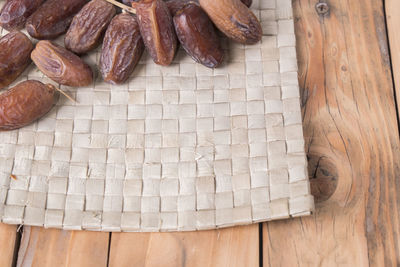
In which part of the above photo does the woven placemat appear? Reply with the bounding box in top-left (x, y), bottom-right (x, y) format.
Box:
top-left (0, 0), bottom-right (314, 231)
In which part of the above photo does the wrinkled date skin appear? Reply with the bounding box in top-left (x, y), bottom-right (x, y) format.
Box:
top-left (135, 0), bottom-right (177, 66)
top-left (0, 0), bottom-right (45, 31)
top-left (31, 40), bottom-right (93, 87)
top-left (0, 80), bottom-right (55, 131)
top-left (173, 4), bottom-right (223, 68)
top-left (199, 0), bottom-right (261, 44)
top-left (100, 13), bottom-right (144, 84)
top-left (164, 0), bottom-right (250, 15)
top-left (0, 32), bottom-right (34, 89)
top-left (26, 0), bottom-right (88, 40)
top-left (165, 0), bottom-right (195, 16)
top-left (65, 0), bottom-right (116, 54)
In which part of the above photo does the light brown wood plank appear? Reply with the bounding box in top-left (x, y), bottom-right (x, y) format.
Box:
top-left (386, 0), bottom-right (400, 111)
top-left (264, 0), bottom-right (400, 266)
top-left (17, 227), bottom-right (109, 267)
top-left (0, 224), bottom-right (17, 267)
top-left (109, 224), bottom-right (259, 267)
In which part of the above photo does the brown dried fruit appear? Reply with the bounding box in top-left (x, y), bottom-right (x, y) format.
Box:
top-left (0, 32), bottom-right (34, 89)
top-left (100, 13), bottom-right (144, 84)
top-left (0, 80), bottom-right (55, 131)
top-left (0, 0), bottom-right (45, 31)
top-left (173, 3), bottom-right (223, 68)
top-left (241, 0), bottom-right (252, 8)
top-left (165, 0), bottom-right (194, 16)
top-left (65, 0), bottom-right (116, 54)
top-left (26, 0), bottom-right (88, 40)
top-left (31, 40), bottom-right (93, 87)
top-left (164, 0), bottom-right (249, 14)
top-left (122, 0), bottom-right (135, 4)
top-left (199, 0), bottom-right (261, 44)
top-left (135, 0), bottom-right (177, 66)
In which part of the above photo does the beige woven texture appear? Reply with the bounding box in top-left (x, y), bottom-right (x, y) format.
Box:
top-left (0, 0), bottom-right (314, 231)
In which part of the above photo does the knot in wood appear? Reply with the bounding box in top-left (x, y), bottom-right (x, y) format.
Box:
top-left (315, 2), bottom-right (329, 15)
top-left (308, 154), bottom-right (338, 203)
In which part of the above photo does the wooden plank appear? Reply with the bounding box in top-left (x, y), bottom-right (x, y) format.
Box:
top-left (264, 0), bottom-right (400, 266)
top-left (386, 0), bottom-right (400, 111)
top-left (17, 227), bottom-right (109, 267)
top-left (0, 224), bottom-right (17, 267)
top-left (108, 224), bottom-right (259, 267)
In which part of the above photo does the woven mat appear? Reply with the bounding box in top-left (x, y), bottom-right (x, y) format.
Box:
top-left (0, 0), bottom-right (314, 231)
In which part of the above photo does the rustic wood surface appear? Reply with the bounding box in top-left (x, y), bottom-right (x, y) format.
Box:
top-left (16, 227), bottom-right (109, 267)
top-left (263, 1), bottom-right (400, 267)
top-left (108, 224), bottom-right (259, 267)
top-left (386, 0), bottom-right (400, 111)
top-left (0, 0), bottom-right (398, 266)
top-left (0, 224), bottom-right (17, 267)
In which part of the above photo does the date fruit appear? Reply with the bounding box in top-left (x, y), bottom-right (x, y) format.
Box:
top-left (0, 0), bottom-right (45, 31)
top-left (165, 0), bottom-right (194, 16)
top-left (0, 32), bottom-right (34, 89)
top-left (26, 0), bottom-right (88, 40)
top-left (173, 3), bottom-right (223, 68)
top-left (31, 40), bottom-right (93, 87)
top-left (0, 80), bottom-right (55, 131)
top-left (135, 0), bottom-right (177, 66)
top-left (199, 0), bottom-right (261, 44)
top-left (65, 0), bottom-right (116, 54)
top-left (241, 0), bottom-right (252, 7)
top-left (100, 13), bottom-right (144, 84)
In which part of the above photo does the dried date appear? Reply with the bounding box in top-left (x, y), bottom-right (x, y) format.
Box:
top-left (100, 13), bottom-right (144, 84)
top-left (199, 0), bottom-right (261, 44)
top-left (173, 3), bottom-right (223, 68)
top-left (31, 40), bottom-right (93, 87)
top-left (0, 0), bottom-right (45, 31)
top-left (65, 0), bottom-right (116, 54)
top-left (122, 0), bottom-right (135, 4)
top-left (165, 0), bottom-right (194, 16)
top-left (26, 0), bottom-right (88, 40)
top-left (0, 80), bottom-right (55, 131)
top-left (241, 0), bottom-right (252, 7)
top-left (135, 0), bottom-right (177, 66)
top-left (0, 32), bottom-right (34, 89)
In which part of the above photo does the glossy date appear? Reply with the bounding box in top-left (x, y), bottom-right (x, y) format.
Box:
top-left (100, 13), bottom-right (144, 84)
top-left (199, 0), bottom-right (261, 44)
top-left (31, 40), bottom-right (93, 87)
top-left (65, 0), bottom-right (116, 54)
top-left (0, 32), bottom-right (34, 89)
top-left (135, 0), bottom-right (177, 66)
top-left (0, 80), bottom-right (55, 131)
top-left (173, 3), bottom-right (223, 68)
top-left (0, 0), bottom-right (45, 31)
top-left (26, 0), bottom-right (88, 40)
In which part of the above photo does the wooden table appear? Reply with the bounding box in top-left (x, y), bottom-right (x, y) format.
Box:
top-left (1, 0), bottom-right (400, 266)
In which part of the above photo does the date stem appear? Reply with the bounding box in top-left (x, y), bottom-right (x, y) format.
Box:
top-left (103, 0), bottom-right (136, 14)
top-left (53, 86), bottom-right (78, 104)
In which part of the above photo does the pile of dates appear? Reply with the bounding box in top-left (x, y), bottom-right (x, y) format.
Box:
top-left (0, 0), bottom-right (262, 130)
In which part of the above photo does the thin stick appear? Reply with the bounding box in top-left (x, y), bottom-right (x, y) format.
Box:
top-left (54, 87), bottom-right (78, 104)
top-left (104, 0), bottom-right (136, 14)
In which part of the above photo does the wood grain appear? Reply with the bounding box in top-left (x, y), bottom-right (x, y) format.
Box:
top-left (108, 224), bottom-right (259, 267)
top-left (0, 224), bottom-right (17, 267)
top-left (264, 0), bottom-right (400, 266)
top-left (17, 227), bottom-right (109, 267)
top-left (386, 0), bottom-right (400, 112)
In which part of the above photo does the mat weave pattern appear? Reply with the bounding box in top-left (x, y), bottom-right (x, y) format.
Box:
top-left (0, 0), bottom-right (314, 231)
